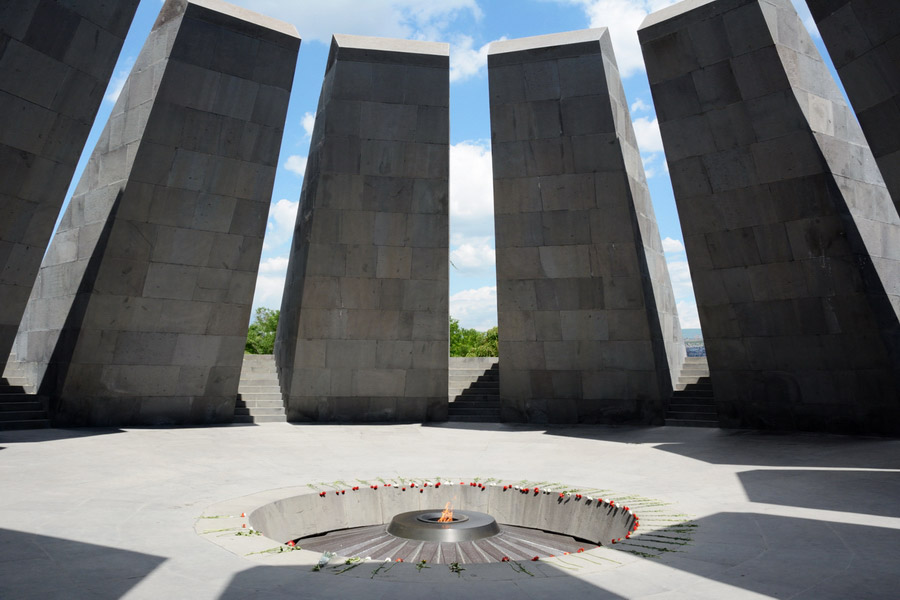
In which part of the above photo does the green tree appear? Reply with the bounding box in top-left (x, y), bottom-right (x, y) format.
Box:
top-left (450, 317), bottom-right (498, 357)
top-left (245, 307), bottom-right (279, 354)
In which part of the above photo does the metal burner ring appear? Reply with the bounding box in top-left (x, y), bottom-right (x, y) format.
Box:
top-left (387, 509), bottom-right (500, 542)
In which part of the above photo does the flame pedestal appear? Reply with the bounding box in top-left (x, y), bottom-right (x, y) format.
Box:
top-left (387, 510), bottom-right (500, 542)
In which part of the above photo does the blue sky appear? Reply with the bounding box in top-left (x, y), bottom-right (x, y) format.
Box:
top-left (63, 0), bottom-right (831, 332)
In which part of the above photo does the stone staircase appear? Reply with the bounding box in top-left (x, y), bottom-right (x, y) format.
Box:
top-left (0, 356), bottom-right (50, 431)
top-left (447, 357), bottom-right (500, 422)
top-left (235, 354), bottom-right (286, 424)
top-left (665, 356), bottom-right (718, 427)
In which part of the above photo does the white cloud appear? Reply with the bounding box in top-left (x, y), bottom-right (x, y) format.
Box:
top-left (661, 236), bottom-right (684, 253)
top-left (630, 98), bottom-right (651, 113)
top-left (676, 300), bottom-right (700, 329)
top-left (226, 0), bottom-right (481, 45)
top-left (284, 155), bottom-right (307, 177)
top-left (259, 255), bottom-right (290, 274)
top-left (450, 235), bottom-right (495, 271)
top-left (450, 35), bottom-right (503, 83)
top-left (301, 112), bottom-right (316, 138)
top-left (665, 258), bottom-right (695, 305)
top-left (632, 116), bottom-right (664, 153)
top-left (556, 0), bottom-right (679, 78)
top-left (450, 286), bottom-right (497, 330)
top-left (266, 198), bottom-right (298, 245)
top-left (104, 57), bottom-right (135, 103)
top-left (252, 274), bottom-right (288, 309)
top-left (450, 140), bottom-right (494, 221)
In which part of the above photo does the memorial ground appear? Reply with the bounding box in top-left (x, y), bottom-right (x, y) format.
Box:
top-left (1, 422), bottom-right (898, 598)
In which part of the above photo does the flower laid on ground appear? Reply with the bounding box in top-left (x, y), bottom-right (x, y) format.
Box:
top-left (531, 556), bottom-right (539, 561)
top-left (312, 551), bottom-right (336, 572)
top-left (501, 556), bottom-right (510, 562)
top-left (286, 540), bottom-right (295, 547)
top-left (449, 562), bottom-right (465, 577)
top-left (416, 559), bottom-right (429, 572)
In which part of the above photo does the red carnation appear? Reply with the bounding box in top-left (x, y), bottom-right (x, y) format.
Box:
top-left (559, 493), bottom-right (564, 498)
top-left (501, 557), bottom-right (509, 562)
top-left (522, 488), bottom-right (529, 493)
top-left (625, 533), bottom-right (631, 539)
top-left (503, 485), bottom-right (508, 490)
top-left (611, 539), bottom-right (616, 544)
top-left (319, 492), bottom-right (326, 497)
top-left (240, 512), bottom-right (246, 517)
top-left (396, 558), bottom-right (403, 562)
top-left (577, 548), bottom-right (584, 553)
top-left (287, 540), bottom-right (296, 547)
top-left (435, 482), bottom-right (441, 488)
top-left (420, 489), bottom-right (423, 493)
top-left (534, 488), bottom-right (539, 494)
top-left (624, 506), bottom-right (629, 511)
top-left (402, 487), bottom-right (406, 491)
top-left (531, 556), bottom-right (539, 561)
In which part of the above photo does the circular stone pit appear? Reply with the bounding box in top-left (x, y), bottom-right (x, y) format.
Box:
top-left (196, 478), bottom-right (687, 580)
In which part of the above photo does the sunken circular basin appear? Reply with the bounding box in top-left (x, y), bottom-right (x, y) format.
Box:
top-left (388, 509), bottom-right (500, 542)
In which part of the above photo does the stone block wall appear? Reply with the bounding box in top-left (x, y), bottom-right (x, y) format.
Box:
top-left (640, 0), bottom-right (900, 434)
top-left (275, 35), bottom-right (450, 422)
top-left (12, 0), bottom-right (299, 426)
top-left (488, 29), bottom-right (685, 425)
top-left (0, 0), bottom-right (139, 373)
top-left (807, 0), bottom-right (900, 211)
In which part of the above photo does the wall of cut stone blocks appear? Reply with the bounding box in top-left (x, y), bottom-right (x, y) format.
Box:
top-left (275, 35), bottom-right (450, 422)
top-left (11, 0), bottom-right (299, 426)
top-left (640, 0), bottom-right (900, 434)
top-left (0, 0), bottom-right (139, 375)
top-left (806, 0), bottom-right (900, 211)
top-left (488, 29), bottom-right (685, 425)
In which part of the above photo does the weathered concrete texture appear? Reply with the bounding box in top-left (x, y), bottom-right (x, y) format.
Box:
top-left (807, 0), bottom-right (900, 211)
top-left (275, 34), bottom-right (450, 423)
top-left (640, 0), bottom-right (900, 434)
top-left (10, 0), bottom-right (299, 426)
top-left (0, 0), bottom-right (139, 374)
top-left (488, 29), bottom-right (685, 425)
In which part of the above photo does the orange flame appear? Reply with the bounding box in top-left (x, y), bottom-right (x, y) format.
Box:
top-left (437, 502), bottom-right (453, 522)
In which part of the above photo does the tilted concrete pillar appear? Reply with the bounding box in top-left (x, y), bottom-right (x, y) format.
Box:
top-left (12, 0), bottom-right (299, 425)
top-left (0, 0), bottom-right (139, 373)
top-left (639, 0), bottom-right (900, 434)
top-left (806, 0), bottom-right (900, 210)
top-left (488, 29), bottom-right (685, 425)
top-left (275, 35), bottom-right (450, 422)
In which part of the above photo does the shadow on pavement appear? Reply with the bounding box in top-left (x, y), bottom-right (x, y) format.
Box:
top-left (0, 528), bottom-right (166, 599)
top-left (0, 427), bottom-right (125, 443)
top-left (738, 469), bottom-right (900, 518)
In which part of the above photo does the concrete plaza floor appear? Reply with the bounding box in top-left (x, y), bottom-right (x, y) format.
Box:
top-left (1, 422), bottom-right (898, 599)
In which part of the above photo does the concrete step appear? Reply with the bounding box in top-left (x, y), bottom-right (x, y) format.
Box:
top-left (0, 419), bottom-right (51, 431)
top-left (448, 408), bottom-right (502, 417)
top-left (666, 409), bottom-right (718, 419)
top-left (672, 387), bottom-right (714, 396)
top-left (448, 400), bottom-right (500, 408)
top-left (665, 418), bottom-right (718, 427)
top-left (445, 415), bottom-right (501, 422)
top-left (668, 400), bottom-right (717, 410)
top-left (680, 369), bottom-right (709, 377)
top-left (0, 400), bottom-right (46, 412)
top-left (238, 393), bottom-right (283, 402)
top-left (237, 400), bottom-right (285, 409)
top-left (450, 394), bottom-right (499, 403)
top-left (239, 378), bottom-right (279, 386)
top-left (235, 407), bottom-right (285, 417)
top-left (232, 414), bottom-right (286, 424)
top-left (0, 409), bottom-right (49, 421)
